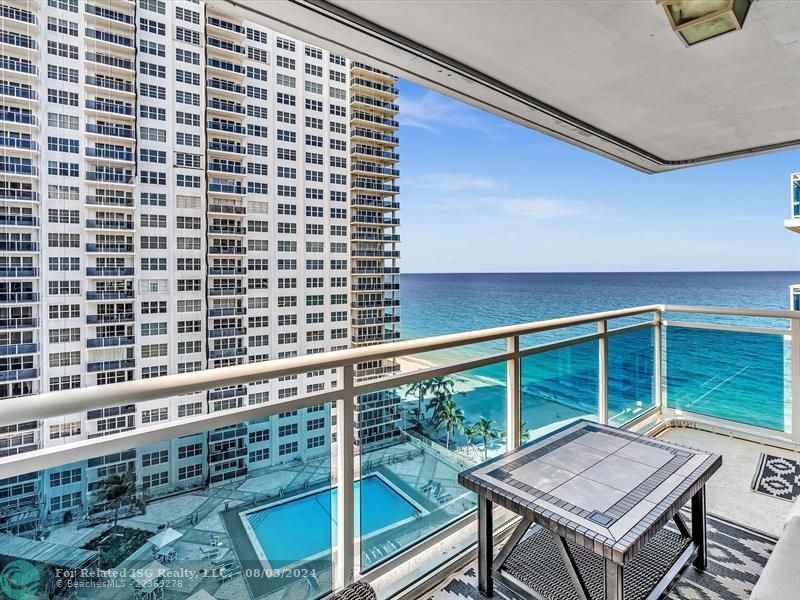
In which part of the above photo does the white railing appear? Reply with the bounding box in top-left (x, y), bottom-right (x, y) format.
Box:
top-left (1, 303), bottom-right (798, 591)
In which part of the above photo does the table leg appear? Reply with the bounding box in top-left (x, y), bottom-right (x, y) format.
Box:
top-left (604, 560), bottom-right (623, 600)
top-left (691, 486), bottom-right (707, 570)
top-left (478, 496), bottom-right (493, 597)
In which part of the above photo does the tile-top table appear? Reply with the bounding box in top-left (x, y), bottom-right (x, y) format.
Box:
top-left (458, 420), bottom-right (721, 600)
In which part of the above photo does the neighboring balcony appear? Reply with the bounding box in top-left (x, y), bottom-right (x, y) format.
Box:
top-left (785, 173), bottom-right (800, 232)
top-left (87, 359), bottom-right (135, 373)
top-left (85, 267), bottom-right (134, 277)
top-left (86, 335), bottom-right (135, 348)
top-left (86, 313), bottom-right (134, 324)
top-left (85, 243), bottom-right (134, 253)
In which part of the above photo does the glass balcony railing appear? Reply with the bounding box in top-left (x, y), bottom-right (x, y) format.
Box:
top-left (85, 75), bottom-right (134, 93)
top-left (0, 110), bottom-right (36, 126)
top-left (0, 84), bottom-right (36, 99)
top-left (0, 342), bottom-right (37, 356)
top-left (0, 57), bottom-right (36, 75)
top-left (0, 305), bottom-right (797, 600)
top-left (86, 290), bottom-right (134, 300)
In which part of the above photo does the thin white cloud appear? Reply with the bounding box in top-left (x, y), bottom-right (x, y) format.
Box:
top-left (397, 91), bottom-right (491, 134)
top-left (433, 196), bottom-right (601, 221)
top-left (413, 173), bottom-right (501, 191)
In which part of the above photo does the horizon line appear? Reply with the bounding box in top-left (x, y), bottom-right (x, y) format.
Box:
top-left (400, 269), bottom-right (800, 275)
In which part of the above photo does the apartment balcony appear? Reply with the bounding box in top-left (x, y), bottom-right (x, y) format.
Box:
top-left (209, 287), bottom-right (247, 296)
top-left (352, 266), bottom-right (401, 275)
top-left (352, 196), bottom-right (401, 211)
top-left (0, 31), bottom-right (37, 57)
top-left (0, 316), bottom-right (36, 330)
top-left (0, 241), bottom-right (37, 252)
top-left (87, 359), bottom-right (135, 373)
top-left (85, 195), bottom-right (134, 209)
top-left (208, 203), bottom-right (246, 215)
top-left (352, 314), bottom-right (401, 326)
top-left (352, 163), bottom-right (400, 179)
top-left (351, 72), bottom-right (400, 95)
top-left (0, 161), bottom-right (36, 177)
top-left (85, 123), bottom-right (135, 140)
top-left (352, 145), bottom-right (400, 163)
top-left (0, 136), bottom-right (37, 153)
top-left (84, 3), bottom-right (134, 29)
top-left (0, 267), bottom-right (37, 278)
top-left (351, 297), bottom-right (401, 308)
top-left (0, 4), bottom-right (37, 28)
top-left (209, 347), bottom-right (247, 359)
top-left (209, 306), bottom-right (246, 317)
top-left (352, 232), bottom-right (401, 242)
top-left (352, 283), bottom-right (401, 292)
top-left (351, 94), bottom-right (400, 115)
top-left (207, 99), bottom-right (246, 116)
top-left (351, 248), bottom-right (401, 258)
top-left (352, 128), bottom-right (400, 147)
top-left (207, 141), bottom-right (245, 156)
top-left (84, 28), bottom-right (134, 52)
top-left (353, 214), bottom-right (401, 226)
top-left (85, 267), bottom-right (134, 277)
top-left (208, 182), bottom-right (245, 196)
top-left (209, 327), bottom-right (247, 338)
top-left (207, 120), bottom-right (246, 136)
top-left (0, 214), bottom-right (39, 227)
top-left (208, 78), bottom-right (247, 98)
top-left (0, 291), bottom-right (37, 303)
top-left (208, 162), bottom-right (245, 176)
top-left (352, 180), bottom-right (400, 195)
top-left (209, 266), bottom-right (247, 276)
top-left (85, 100), bottom-right (134, 119)
top-left (0, 57), bottom-right (36, 80)
top-left (207, 58), bottom-right (246, 79)
top-left (207, 36), bottom-right (246, 58)
top-left (0, 366), bottom-right (35, 381)
top-left (0, 342), bottom-right (36, 356)
top-left (85, 52), bottom-right (135, 74)
top-left (85, 219), bottom-right (133, 231)
top-left (208, 245), bottom-right (246, 255)
top-left (85, 243), bottom-right (134, 254)
top-left (86, 335), bottom-right (135, 348)
top-left (86, 290), bottom-right (134, 301)
top-left (84, 74), bottom-right (134, 96)
top-left (208, 225), bottom-right (246, 236)
top-left (0, 110), bottom-right (36, 128)
top-left (206, 15), bottom-right (246, 39)
top-left (351, 111), bottom-right (400, 131)
top-left (86, 313), bottom-right (134, 324)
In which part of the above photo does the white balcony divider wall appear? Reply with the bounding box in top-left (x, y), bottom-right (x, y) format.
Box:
top-left (0, 304), bottom-right (798, 591)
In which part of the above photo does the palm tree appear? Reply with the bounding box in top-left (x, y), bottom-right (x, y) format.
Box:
top-left (404, 379), bottom-right (431, 423)
top-left (96, 471), bottom-right (137, 531)
top-left (521, 421), bottom-right (533, 442)
top-left (425, 376), bottom-right (455, 418)
top-left (432, 398), bottom-right (465, 449)
top-left (476, 417), bottom-right (504, 460)
top-left (463, 423), bottom-right (480, 448)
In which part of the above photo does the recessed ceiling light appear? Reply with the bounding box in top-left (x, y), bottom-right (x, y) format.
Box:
top-left (657, 0), bottom-right (755, 46)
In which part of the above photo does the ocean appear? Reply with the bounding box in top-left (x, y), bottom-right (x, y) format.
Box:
top-left (396, 272), bottom-right (800, 444)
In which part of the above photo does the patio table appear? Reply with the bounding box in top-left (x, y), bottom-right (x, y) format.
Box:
top-left (458, 420), bottom-right (721, 600)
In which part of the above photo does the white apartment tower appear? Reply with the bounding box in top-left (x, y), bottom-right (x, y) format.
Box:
top-left (0, 0), bottom-right (399, 534)
top-left (785, 173), bottom-right (800, 312)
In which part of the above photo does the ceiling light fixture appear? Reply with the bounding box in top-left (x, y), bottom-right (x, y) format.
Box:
top-left (657, 0), bottom-right (755, 46)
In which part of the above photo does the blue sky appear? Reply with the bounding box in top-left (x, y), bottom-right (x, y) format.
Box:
top-left (396, 80), bottom-right (800, 273)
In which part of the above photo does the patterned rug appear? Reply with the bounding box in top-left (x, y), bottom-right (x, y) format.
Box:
top-left (751, 453), bottom-right (800, 502)
top-left (425, 515), bottom-right (775, 600)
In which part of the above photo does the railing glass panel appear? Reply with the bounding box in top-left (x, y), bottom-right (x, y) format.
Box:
top-left (0, 411), bottom-right (334, 599)
top-left (521, 339), bottom-right (599, 440)
top-left (664, 326), bottom-right (788, 431)
top-left (608, 326), bottom-right (656, 426)
top-left (359, 364), bottom-right (507, 570)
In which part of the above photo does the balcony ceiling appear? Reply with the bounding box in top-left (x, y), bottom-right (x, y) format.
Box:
top-left (227, 0), bottom-right (800, 173)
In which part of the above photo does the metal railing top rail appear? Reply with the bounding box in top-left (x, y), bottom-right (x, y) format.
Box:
top-left (0, 304), bottom-right (662, 427)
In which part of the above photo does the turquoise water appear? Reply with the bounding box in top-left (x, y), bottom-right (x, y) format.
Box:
top-left (246, 475), bottom-right (419, 565)
top-left (399, 272), bottom-right (798, 433)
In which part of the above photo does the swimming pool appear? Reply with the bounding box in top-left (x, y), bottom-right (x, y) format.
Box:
top-left (244, 475), bottom-right (420, 566)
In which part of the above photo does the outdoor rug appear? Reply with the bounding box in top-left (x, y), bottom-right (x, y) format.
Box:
top-left (425, 514), bottom-right (776, 600)
top-left (751, 453), bottom-right (800, 502)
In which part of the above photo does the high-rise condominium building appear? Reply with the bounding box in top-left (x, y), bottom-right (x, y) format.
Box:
top-left (786, 173), bottom-right (800, 311)
top-left (0, 0), bottom-right (399, 535)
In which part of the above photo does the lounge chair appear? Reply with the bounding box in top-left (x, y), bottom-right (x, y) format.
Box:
top-left (328, 580), bottom-right (376, 600)
top-left (751, 498), bottom-right (800, 599)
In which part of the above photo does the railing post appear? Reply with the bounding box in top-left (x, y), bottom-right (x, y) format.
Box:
top-left (507, 336), bottom-right (521, 447)
top-left (654, 309), bottom-right (664, 411)
top-left (598, 320), bottom-right (608, 425)
top-left (791, 319), bottom-right (800, 443)
top-left (337, 364), bottom-right (356, 587)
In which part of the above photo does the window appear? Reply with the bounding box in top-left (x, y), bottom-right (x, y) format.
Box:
top-left (279, 441), bottom-right (298, 455)
top-left (179, 465), bottom-right (203, 480)
top-left (142, 322), bottom-right (167, 336)
top-left (276, 37), bottom-right (295, 51)
top-left (142, 408), bottom-right (169, 424)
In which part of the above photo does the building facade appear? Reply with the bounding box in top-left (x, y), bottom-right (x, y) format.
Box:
top-left (786, 173), bottom-right (800, 311)
top-left (0, 0), bottom-right (399, 534)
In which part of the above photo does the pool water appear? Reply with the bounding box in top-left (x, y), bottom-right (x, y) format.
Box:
top-left (246, 475), bottom-right (419, 566)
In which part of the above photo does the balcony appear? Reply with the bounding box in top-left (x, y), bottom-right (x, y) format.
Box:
top-left (0, 110), bottom-right (36, 127)
top-left (85, 124), bottom-right (134, 140)
top-left (85, 195), bottom-right (134, 209)
top-left (208, 245), bottom-right (246, 255)
top-left (86, 335), bottom-right (135, 348)
top-left (85, 75), bottom-right (134, 94)
top-left (86, 290), bottom-right (134, 300)
top-left (207, 141), bottom-right (245, 155)
top-left (85, 243), bottom-right (134, 253)
top-left (85, 219), bottom-right (133, 230)
top-left (0, 342), bottom-right (37, 356)
top-left (206, 16), bottom-right (246, 37)
top-left (352, 180), bottom-right (400, 195)
top-left (0, 267), bottom-right (37, 277)
top-left (0, 291), bottom-right (37, 303)
top-left (87, 359), bottom-right (135, 373)
top-left (0, 317), bottom-right (37, 329)
top-left (207, 120), bottom-right (245, 136)
top-left (1, 305), bottom-right (799, 599)
top-left (0, 240), bottom-right (36, 252)
top-left (209, 306), bottom-right (246, 317)
top-left (85, 267), bottom-right (134, 277)
top-left (209, 327), bottom-right (247, 338)
top-left (85, 99), bottom-right (134, 117)
top-left (208, 182), bottom-right (245, 195)
top-left (209, 287), bottom-right (247, 296)
top-left (208, 203), bottom-right (246, 215)
top-left (208, 225), bottom-right (246, 235)
top-left (86, 313), bottom-right (134, 324)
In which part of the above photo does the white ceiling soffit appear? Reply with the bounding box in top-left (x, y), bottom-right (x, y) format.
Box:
top-left (224, 0), bottom-right (800, 174)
